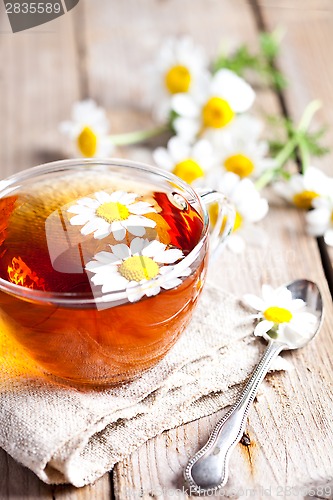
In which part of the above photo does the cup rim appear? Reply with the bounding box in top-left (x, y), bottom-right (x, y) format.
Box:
top-left (0, 158), bottom-right (209, 306)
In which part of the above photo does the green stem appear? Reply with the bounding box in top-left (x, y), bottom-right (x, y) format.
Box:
top-left (274, 135), bottom-right (298, 169)
top-left (255, 167), bottom-right (279, 190)
top-left (297, 100), bottom-right (322, 132)
top-left (109, 124), bottom-right (170, 146)
top-left (256, 100), bottom-right (322, 190)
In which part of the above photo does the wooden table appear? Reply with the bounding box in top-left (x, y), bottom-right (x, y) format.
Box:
top-left (1, 0), bottom-right (333, 498)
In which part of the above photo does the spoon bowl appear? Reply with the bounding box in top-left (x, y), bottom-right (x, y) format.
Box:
top-left (285, 279), bottom-right (323, 348)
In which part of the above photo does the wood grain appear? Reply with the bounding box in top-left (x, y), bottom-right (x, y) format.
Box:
top-left (1, 0), bottom-right (333, 498)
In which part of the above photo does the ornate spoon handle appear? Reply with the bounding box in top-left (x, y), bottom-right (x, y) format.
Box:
top-left (184, 341), bottom-right (284, 494)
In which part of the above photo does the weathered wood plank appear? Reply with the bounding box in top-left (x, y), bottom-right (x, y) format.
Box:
top-left (258, 0), bottom-right (333, 176)
top-left (0, 2), bottom-right (79, 177)
top-left (0, 2), bottom-right (112, 498)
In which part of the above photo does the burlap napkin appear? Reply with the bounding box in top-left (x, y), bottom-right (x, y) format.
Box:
top-left (0, 282), bottom-right (272, 487)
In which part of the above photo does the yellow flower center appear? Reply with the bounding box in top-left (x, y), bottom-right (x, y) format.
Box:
top-left (233, 211), bottom-right (243, 232)
top-left (165, 65), bottom-right (191, 94)
top-left (202, 96), bottom-right (235, 129)
top-left (224, 154), bottom-right (255, 178)
top-left (77, 126), bottom-right (98, 157)
top-left (210, 208), bottom-right (243, 233)
top-left (263, 306), bottom-right (293, 324)
top-left (96, 202), bottom-right (130, 223)
top-left (293, 190), bottom-right (319, 210)
top-left (119, 256), bottom-right (159, 282)
top-left (173, 159), bottom-right (204, 184)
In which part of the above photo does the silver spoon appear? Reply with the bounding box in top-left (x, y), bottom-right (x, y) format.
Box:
top-left (184, 279), bottom-right (323, 495)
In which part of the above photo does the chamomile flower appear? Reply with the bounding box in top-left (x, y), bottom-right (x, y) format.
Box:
top-left (86, 237), bottom-right (191, 302)
top-left (274, 166), bottom-right (330, 210)
top-left (306, 193), bottom-right (333, 246)
top-left (206, 171), bottom-right (268, 253)
top-left (67, 191), bottom-right (157, 241)
top-left (243, 284), bottom-right (318, 347)
top-left (153, 137), bottom-right (215, 185)
top-left (151, 36), bottom-right (209, 121)
top-left (60, 99), bottom-right (113, 158)
top-left (208, 115), bottom-right (275, 179)
top-left (171, 69), bottom-right (255, 142)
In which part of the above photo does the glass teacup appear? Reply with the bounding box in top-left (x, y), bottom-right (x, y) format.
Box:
top-left (0, 158), bottom-right (234, 386)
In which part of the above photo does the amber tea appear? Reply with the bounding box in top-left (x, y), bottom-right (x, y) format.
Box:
top-left (0, 168), bottom-right (208, 385)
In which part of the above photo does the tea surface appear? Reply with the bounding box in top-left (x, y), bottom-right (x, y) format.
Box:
top-left (0, 172), bottom-right (204, 298)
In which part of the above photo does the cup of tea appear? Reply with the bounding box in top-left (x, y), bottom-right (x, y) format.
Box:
top-left (0, 158), bottom-right (234, 386)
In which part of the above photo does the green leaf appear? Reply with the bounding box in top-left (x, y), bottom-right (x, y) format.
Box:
top-left (259, 31), bottom-right (281, 60)
top-left (213, 45), bottom-right (260, 76)
top-left (213, 30), bottom-right (287, 91)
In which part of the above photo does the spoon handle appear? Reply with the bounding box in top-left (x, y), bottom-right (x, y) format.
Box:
top-left (184, 341), bottom-right (284, 494)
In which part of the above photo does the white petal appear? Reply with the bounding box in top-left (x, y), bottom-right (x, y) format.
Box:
top-left (306, 207), bottom-right (331, 226)
top-left (226, 234), bottom-right (245, 253)
top-left (127, 225), bottom-right (146, 237)
top-left (246, 198), bottom-right (269, 223)
top-left (86, 261), bottom-right (118, 273)
top-left (129, 202), bottom-right (156, 215)
top-left (212, 69), bottom-right (255, 113)
top-left (126, 215), bottom-right (156, 228)
top-left (112, 227), bottom-right (127, 241)
top-left (69, 213), bottom-right (92, 225)
top-left (76, 197), bottom-right (100, 209)
top-left (130, 237), bottom-right (147, 255)
top-left (242, 294), bottom-right (265, 311)
top-left (94, 251), bottom-right (120, 264)
top-left (118, 192), bottom-right (139, 205)
top-left (290, 298), bottom-right (306, 311)
top-left (261, 285), bottom-right (275, 304)
top-left (91, 269), bottom-right (118, 285)
top-left (94, 225), bottom-right (112, 240)
top-left (126, 283), bottom-right (145, 303)
top-left (153, 147), bottom-right (174, 170)
top-left (67, 205), bottom-right (94, 216)
top-left (161, 278), bottom-right (182, 290)
top-left (324, 228), bottom-right (333, 246)
top-left (145, 286), bottom-right (161, 298)
top-left (167, 136), bottom-right (191, 162)
top-left (109, 191), bottom-right (126, 202)
top-left (171, 93), bottom-right (199, 118)
top-left (110, 243), bottom-right (131, 260)
top-left (192, 139), bottom-right (213, 165)
top-left (173, 117), bottom-right (201, 141)
top-left (101, 275), bottom-right (129, 293)
top-left (142, 240), bottom-right (166, 257)
top-left (81, 218), bottom-right (103, 236)
top-left (94, 191), bottom-right (112, 204)
top-left (254, 320), bottom-right (274, 337)
top-left (154, 248), bottom-right (184, 264)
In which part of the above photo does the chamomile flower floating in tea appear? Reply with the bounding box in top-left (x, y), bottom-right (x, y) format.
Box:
top-left (150, 36), bottom-right (209, 121)
top-left (243, 284), bottom-right (318, 348)
top-left (68, 190), bottom-right (157, 241)
top-left (86, 237), bottom-right (191, 302)
top-left (171, 69), bottom-right (255, 141)
top-left (274, 166), bottom-right (330, 210)
top-left (306, 193), bottom-right (333, 246)
top-left (60, 99), bottom-right (113, 158)
top-left (207, 115), bottom-right (275, 179)
top-left (153, 137), bottom-right (215, 185)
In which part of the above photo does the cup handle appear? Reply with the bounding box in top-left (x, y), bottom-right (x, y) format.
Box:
top-left (198, 189), bottom-right (235, 257)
